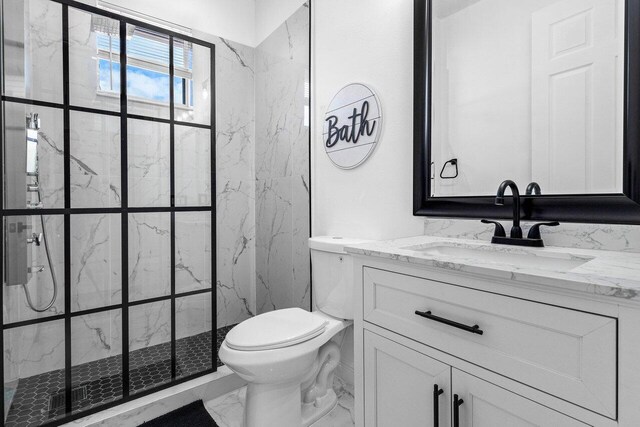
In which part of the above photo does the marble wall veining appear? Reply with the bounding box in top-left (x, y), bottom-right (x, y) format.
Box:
top-left (214, 35), bottom-right (256, 326)
top-left (424, 219), bottom-right (640, 253)
top-left (2, 2), bottom-right (259, 383)
top-left (255, 4), bottom-right (310, 314)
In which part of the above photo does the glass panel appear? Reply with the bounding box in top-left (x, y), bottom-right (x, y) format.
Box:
top-left (127, 119), bottom-right (170, 207)
top-left (129, 300), bottom-right (172, 394)
top-left (69, 111), bottom-right (121, 208)
top-left (126, 24), bottom-right (170, 119)
top-left (3, 102), bottom-right (65, 209)
top-left (176, 293), bottom-right (212, 377)
top-left (1, 0), bottom-right (63, 104)
top-left (4, 320), bottom-right (66, 426)
top-left (69, 8), bottom-right (121, 112)
top-left (173, 40), bottom-right (211, 125)
top-left (70, 214), bottom-right (122, 311)
top-left (128, 213), bottom-right (171, 301)
top-left (175, 211), bottom-right (211, 293)
top-left (174, 126), bottom-right (211, 206)
top-left (71, 309), bottom-right (123, 414)
top-left (3, 215), bottom-right (65, 324)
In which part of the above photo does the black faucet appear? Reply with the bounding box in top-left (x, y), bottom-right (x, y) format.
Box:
top-left (481, 180), bottom-right (560, 247)
top-left (525, 182), bottom-right (541, 195)
top-left (495, 180), bottom-right (522, 238)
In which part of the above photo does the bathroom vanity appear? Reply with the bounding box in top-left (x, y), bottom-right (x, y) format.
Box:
top-left (347, 237), bottom-right (640, 426)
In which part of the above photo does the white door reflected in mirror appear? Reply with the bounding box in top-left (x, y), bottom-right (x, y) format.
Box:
top-left (430, 0), bottom-right (624, 197)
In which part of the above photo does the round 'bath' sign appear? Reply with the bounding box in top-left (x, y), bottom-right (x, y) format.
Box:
top-left (323, 83), bottom-right (382, 169)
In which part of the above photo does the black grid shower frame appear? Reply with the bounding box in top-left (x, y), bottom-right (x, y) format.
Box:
top-left (0, 0), bottom-right (217, 425)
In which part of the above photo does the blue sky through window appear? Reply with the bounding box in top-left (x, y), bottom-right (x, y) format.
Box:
top-left (97, 32), bottom-right (192, 106)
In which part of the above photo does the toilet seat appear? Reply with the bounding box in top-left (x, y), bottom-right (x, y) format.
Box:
top-left (225, 308), bottom-right (328, 351)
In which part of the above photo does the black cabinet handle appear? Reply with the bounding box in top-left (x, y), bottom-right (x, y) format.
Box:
top-left (415, 310), bottom-right (484, 335)
top-left (453, 394), bottom-right (464, 427)
top-left (433, 384), bottom-right (443, 427)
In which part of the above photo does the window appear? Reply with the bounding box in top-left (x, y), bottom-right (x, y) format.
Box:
top-left (96, 27), bottom-right (194, 106)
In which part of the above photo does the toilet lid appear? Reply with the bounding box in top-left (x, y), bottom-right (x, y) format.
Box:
top-left (225, 308), bottom-right (328, 351)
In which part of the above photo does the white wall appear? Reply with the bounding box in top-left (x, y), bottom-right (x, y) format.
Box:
top-left (311, 0), bottom-right (424, 240)
top-left (86, 0), bottom-right (257, 47)
top-left (255, 0), bottom-right (306, 45)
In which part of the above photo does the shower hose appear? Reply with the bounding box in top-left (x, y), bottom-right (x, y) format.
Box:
top-left (21, 185), bottom-right (58, 312)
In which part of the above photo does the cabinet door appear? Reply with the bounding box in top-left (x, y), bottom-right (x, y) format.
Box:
top-left (364, 331), bottom-right (450, 427)
top-left (452, 369), bottom-right (588, 426)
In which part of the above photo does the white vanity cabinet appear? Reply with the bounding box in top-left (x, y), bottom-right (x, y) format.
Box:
top-left (364, 331), bottom-right (450, 427)
top-left (364, 330), bottom-right (586, 427)
top-left (352, 250), bottom-right (640, 427)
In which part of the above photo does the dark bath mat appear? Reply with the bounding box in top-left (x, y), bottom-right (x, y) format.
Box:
top-left (141, 400), bottom-right (218, 427)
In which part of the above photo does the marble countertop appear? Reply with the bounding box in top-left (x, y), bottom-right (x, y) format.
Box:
top-left (345, 236), bottom-right (640, 301)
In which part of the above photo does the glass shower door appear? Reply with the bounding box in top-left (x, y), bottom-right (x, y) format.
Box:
top-left (1, 1), bottom-right (216, 425)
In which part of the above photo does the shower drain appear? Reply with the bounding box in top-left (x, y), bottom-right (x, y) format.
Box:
top-left (48, 385), bottom-right (88, 412)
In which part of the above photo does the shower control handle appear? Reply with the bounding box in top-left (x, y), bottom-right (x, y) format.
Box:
top-left (27, 232), bottom-right (43, 246)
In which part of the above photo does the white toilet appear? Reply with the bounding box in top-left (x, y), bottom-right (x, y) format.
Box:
top-left (219, 236), bottom-right (367, 427)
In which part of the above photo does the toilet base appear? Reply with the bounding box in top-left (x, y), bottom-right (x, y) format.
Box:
top-left (301, 388), bottom-right (338, 427)
top-left (244, 381), bottom-right (301, 427)
top-left (243, 382), bottom-right (338, 427)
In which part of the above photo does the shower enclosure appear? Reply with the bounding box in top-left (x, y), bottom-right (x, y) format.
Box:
top-left (1, 0), bottom-right (216, 425)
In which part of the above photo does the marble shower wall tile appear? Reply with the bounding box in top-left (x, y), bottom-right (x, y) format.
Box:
top-left (128, 120), bottom-right (171, 208)
top-left (72, 310), bottom-right (122, 367)
top-left (216, 180), bottom-right (255, 324)
top-left (175, 126), bottom-right (212, 207)
top-left (256, 178), bottom-right (294, 313)
top-left (2, 0), bottom-right (64, 103)
top-left (215, 37), bottom-right (256, 326)
top-left (69, 112), bottom-right (122, 208)
top-left (71, 214), bottom-right (122, 312)
top-left (129, 300), bottom-right (171, 352)
top-left (255, 5), bottom-right (310, 314)
top-left (423, 219), bottom-right (640, 253)
top-left (175, 212), bottom-right (212, 294)
top-left (129, 213), bottom-right (171, 301)
top-left (176, 293), bottom-right (212, 341)
top-left (3, 320), bottom-right (65, 380)
top-left (292, 172), bottom-right (311, 309)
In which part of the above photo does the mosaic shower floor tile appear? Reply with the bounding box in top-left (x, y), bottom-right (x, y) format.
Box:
top-left (4, 325), bottom-right (236, 427)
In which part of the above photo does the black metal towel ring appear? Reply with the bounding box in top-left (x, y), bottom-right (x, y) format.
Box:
top-left (440, 158), bottom-right (458, 179)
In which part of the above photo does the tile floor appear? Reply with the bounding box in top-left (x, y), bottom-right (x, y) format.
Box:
top-left (5, 325), bottom-right (237, 427)
top-left (205, 377), bottom-right (355, 427)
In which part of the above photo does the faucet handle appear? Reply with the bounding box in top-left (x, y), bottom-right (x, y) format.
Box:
top-left (527, 221), bottom-right (560, 240)
top-left (481, 219), bottom-right (506, 238)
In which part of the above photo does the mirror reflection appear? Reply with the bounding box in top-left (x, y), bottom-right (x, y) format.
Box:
top-left (430, 0), bottom-right (624, 197)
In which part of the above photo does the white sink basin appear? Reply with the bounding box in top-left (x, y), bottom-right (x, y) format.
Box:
top-left (402, 243), bottom-right (593, 272)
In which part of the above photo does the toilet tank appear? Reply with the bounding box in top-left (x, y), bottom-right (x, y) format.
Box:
top-left (309, 236), bottom-right (370, 319)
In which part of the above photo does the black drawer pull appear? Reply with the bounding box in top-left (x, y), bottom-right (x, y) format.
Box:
top-left (433, 384), bottom-right (444, 427)
top-left (453, 394), bottom-right (464, 427)
top-left (415, 310), bottom-right (484, 335)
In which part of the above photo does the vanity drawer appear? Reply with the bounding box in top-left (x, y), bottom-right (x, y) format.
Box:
top-left (363, 267), bottom-right (617, 419)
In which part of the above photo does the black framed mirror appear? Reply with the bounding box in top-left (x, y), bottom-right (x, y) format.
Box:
top-left (414, 0), bottom-right (640, 224)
